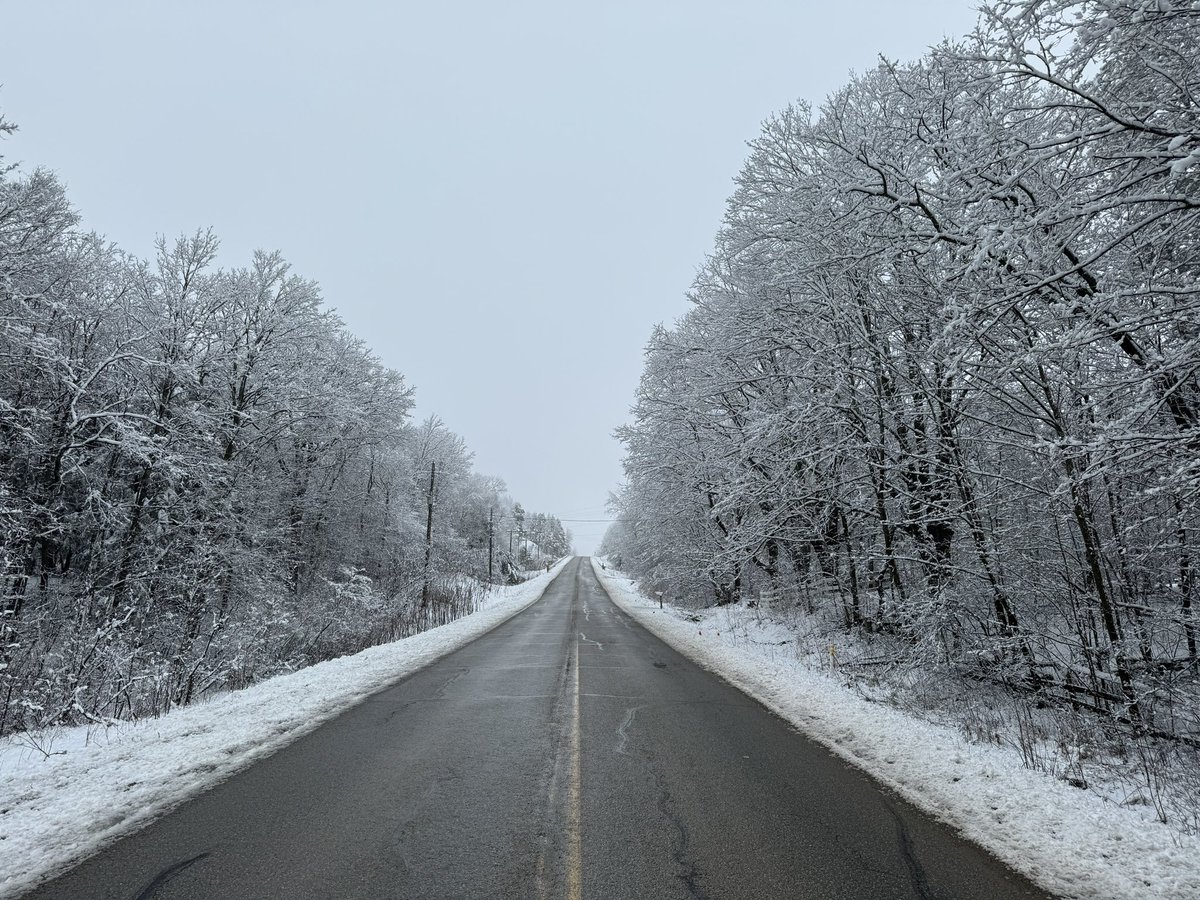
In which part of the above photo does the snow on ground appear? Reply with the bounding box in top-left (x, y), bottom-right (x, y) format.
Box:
top-left (591, 558), bottom-right (1200, 900)
top-left (0, 559), bottom-right (570, 899)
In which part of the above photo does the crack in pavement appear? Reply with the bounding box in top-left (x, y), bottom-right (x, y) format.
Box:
top-left (433, 666), bottom-right (471, 699)
top-left (651, 760), bottom-right (709, 900)
top-left (615, 705), bottom-right (644, 756)
top-left (578, 632), bottom-right (604, 651)
top-left (132, 852), bottom-right (210, 900)
top-left (885, 799), bottom-right (941, 900)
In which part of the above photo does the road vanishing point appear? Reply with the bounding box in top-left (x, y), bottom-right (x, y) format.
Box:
top-left (27, 558), bottom-right (1051, 899)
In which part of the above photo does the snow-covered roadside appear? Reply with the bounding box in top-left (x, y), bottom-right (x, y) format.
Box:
top-left (0, 558), bottom-right (570, 899)
top-left (591, 559), bottom-right (1200, 900)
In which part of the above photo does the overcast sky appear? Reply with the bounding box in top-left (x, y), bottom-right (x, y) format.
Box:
top-left (3, 1), bottom-right (981, 553)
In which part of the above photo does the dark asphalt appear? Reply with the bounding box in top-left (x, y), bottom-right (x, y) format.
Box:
top-left (25, 558), bottom-right (1052, 899)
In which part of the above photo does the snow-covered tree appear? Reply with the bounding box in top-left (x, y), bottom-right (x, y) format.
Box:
top-left (611, 1), bottom-right (1200, 741)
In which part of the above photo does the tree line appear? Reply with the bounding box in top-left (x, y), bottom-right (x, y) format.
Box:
top-left (0, 120), bottom-right (568, 734)
top-left (604, 0), bottom-right (1200, 743)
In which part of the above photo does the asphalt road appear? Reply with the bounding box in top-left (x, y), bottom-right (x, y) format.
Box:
top-left (26, 558), bottom-right (1052, 899)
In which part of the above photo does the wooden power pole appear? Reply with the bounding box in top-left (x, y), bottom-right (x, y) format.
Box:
top-left (488, 506), bottom-right (494, 582)
top-left (421, 460), bottom-right (436, 608)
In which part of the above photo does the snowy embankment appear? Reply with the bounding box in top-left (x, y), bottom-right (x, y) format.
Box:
top-left (591, 559), bottom-right (1200, 900)
top-left (0, 559), bottom-right (569, 899)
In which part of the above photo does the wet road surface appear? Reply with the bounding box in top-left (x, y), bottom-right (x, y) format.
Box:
top-left (25, 557), bottom-right (1051, 899)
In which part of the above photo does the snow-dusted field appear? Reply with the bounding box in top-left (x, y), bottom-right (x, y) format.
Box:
top-left (591, 558), bottom-right (1200, 900)
top-left (0, 560), bottom-right (569, 899)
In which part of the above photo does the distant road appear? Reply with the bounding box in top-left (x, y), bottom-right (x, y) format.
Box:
top-left (26, 557), bottom-right (1050, 899)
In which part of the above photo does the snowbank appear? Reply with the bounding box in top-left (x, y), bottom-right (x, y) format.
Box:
top-left (591, 558), bottom-right (1200, 900)
top-left (0, 559), bottom-right (569, 898)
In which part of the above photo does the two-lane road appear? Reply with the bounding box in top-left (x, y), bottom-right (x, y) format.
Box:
top-left (26, 558), bottom-right (1050, 899)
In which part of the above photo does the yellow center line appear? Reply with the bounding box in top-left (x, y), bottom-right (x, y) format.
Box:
top-left (566, 637), bottom-right (584, 900)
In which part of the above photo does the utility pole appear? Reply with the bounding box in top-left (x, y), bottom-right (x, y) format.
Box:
top-left (488, 506), bottom-right (494, 582)
top-left (513, 504), bottom-right (525, 568)
top-left (421, 461), bottom-right (436, 608)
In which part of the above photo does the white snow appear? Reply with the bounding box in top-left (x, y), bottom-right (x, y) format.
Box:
top-left (0, 559), bottom-right (570, 899)
top-left (591, 558), bottom-right (1200, 900)
top-left (8, 555), bottom-right (1195, 900)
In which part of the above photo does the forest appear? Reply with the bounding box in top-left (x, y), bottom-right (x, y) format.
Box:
top-left (604, 0), bottom-right (1200, 776)
top-left (0, 127), bottom-right (570, 735)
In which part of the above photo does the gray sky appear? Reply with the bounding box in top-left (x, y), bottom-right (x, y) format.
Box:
top-left (3, 1), bottom-right (980, 554)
